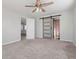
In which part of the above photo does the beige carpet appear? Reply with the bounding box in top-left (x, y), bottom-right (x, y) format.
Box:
top-left (2, 40), bottom-right (76, 59)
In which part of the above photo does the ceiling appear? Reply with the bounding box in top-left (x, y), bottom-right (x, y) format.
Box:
top-left (3, 0), bottom-right (75, 18)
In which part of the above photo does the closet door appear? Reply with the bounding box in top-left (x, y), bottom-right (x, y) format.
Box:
top-left (43, 18), bottom-right (52, 39)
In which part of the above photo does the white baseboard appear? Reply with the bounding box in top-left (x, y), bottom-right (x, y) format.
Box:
top-left (35, 37), bottom-right (43, 39)
top-left (2, 40), bottom-right (20, 45)
top-left (60, 39), bottom-right (76, 45)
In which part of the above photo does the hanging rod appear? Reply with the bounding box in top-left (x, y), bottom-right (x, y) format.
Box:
top-left (40, 15), bottom-right (61, 19)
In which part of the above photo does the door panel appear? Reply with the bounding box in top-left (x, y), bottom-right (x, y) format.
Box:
top-left (43, 18), bottom-right (52, 39)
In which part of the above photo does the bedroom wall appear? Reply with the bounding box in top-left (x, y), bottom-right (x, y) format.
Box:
top-left (2, 7), bottom-right (36, 45)
top-left (60, 8), bottom-right (76, 44)
top-left (35, 18), bottom-right (43, 38)
top-left (35, 8), bottom-right (76, 44)
top-left (2, 8), bottom-right (21, 45)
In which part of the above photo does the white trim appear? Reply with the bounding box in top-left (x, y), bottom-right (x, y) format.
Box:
top-left (2, 40), bottom-right (20, 45)
top-left (60, 39), bottom-right (75, 45)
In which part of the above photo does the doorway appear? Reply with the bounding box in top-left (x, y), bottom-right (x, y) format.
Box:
top-left (53, 18), bottom-right (60, 40)
top-left (21, 17), bottom-right (26, 40)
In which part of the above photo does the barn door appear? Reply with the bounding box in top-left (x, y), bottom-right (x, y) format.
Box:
top-left (43, 18), bottom-right (52, 39)
top-left (42, 16), bottom-right (60, 40)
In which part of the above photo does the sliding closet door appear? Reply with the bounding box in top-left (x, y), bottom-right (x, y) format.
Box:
top-left (43, 18), bottom-right (52, 39)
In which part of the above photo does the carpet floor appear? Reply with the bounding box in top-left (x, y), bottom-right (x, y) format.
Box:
top-left (2, 39), bottom-right (76, 59)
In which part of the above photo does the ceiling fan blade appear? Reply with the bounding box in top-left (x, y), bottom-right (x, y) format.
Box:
top-left (36, 0), bottom-right (40, 4)
top-left (36, 0), bottom-right (41, 6)
top-left (32, 8), bottom-right (37, 13)
top-left (40, 2), bottom-right (54, 7)
top-left (25, 5), bottom-right (36, 7)
top-left (40, 8), bottom-right (45, 12)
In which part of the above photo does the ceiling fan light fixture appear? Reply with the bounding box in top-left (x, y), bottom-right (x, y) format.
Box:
top-left (36, 8), bottom-right (41, 12)
top-left (25, 0), bottom-right (54, 13)
top-left (36, 8), bottom-right (39, 12)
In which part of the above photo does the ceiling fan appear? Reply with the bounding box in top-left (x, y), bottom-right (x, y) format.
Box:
top-left (25, 0), bottom-right (54, 13)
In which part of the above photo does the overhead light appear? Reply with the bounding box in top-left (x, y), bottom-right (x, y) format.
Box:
top-left (36, 8), bottom-right (39, 12)
top-left (36, 8), bottom-right (41, 12)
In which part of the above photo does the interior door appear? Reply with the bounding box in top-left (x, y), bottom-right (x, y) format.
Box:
top-left (43, 18), bottom-right (52, 39)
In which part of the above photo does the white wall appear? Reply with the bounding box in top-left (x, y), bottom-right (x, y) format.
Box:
top-left (2, 7), bottom-right (36, 45)
top-left (2, 8), bottom-right (21, 45)
top-left (57, 9), bottom-right (76, 44)
top-left (60, 8), bottom-right (76, 44)
top-left (35, 19), bottom-right (43, 38)
top-left (26, 18), bottom-right (35, 39)
top-left (35, 8), bottom-right (76, 44)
